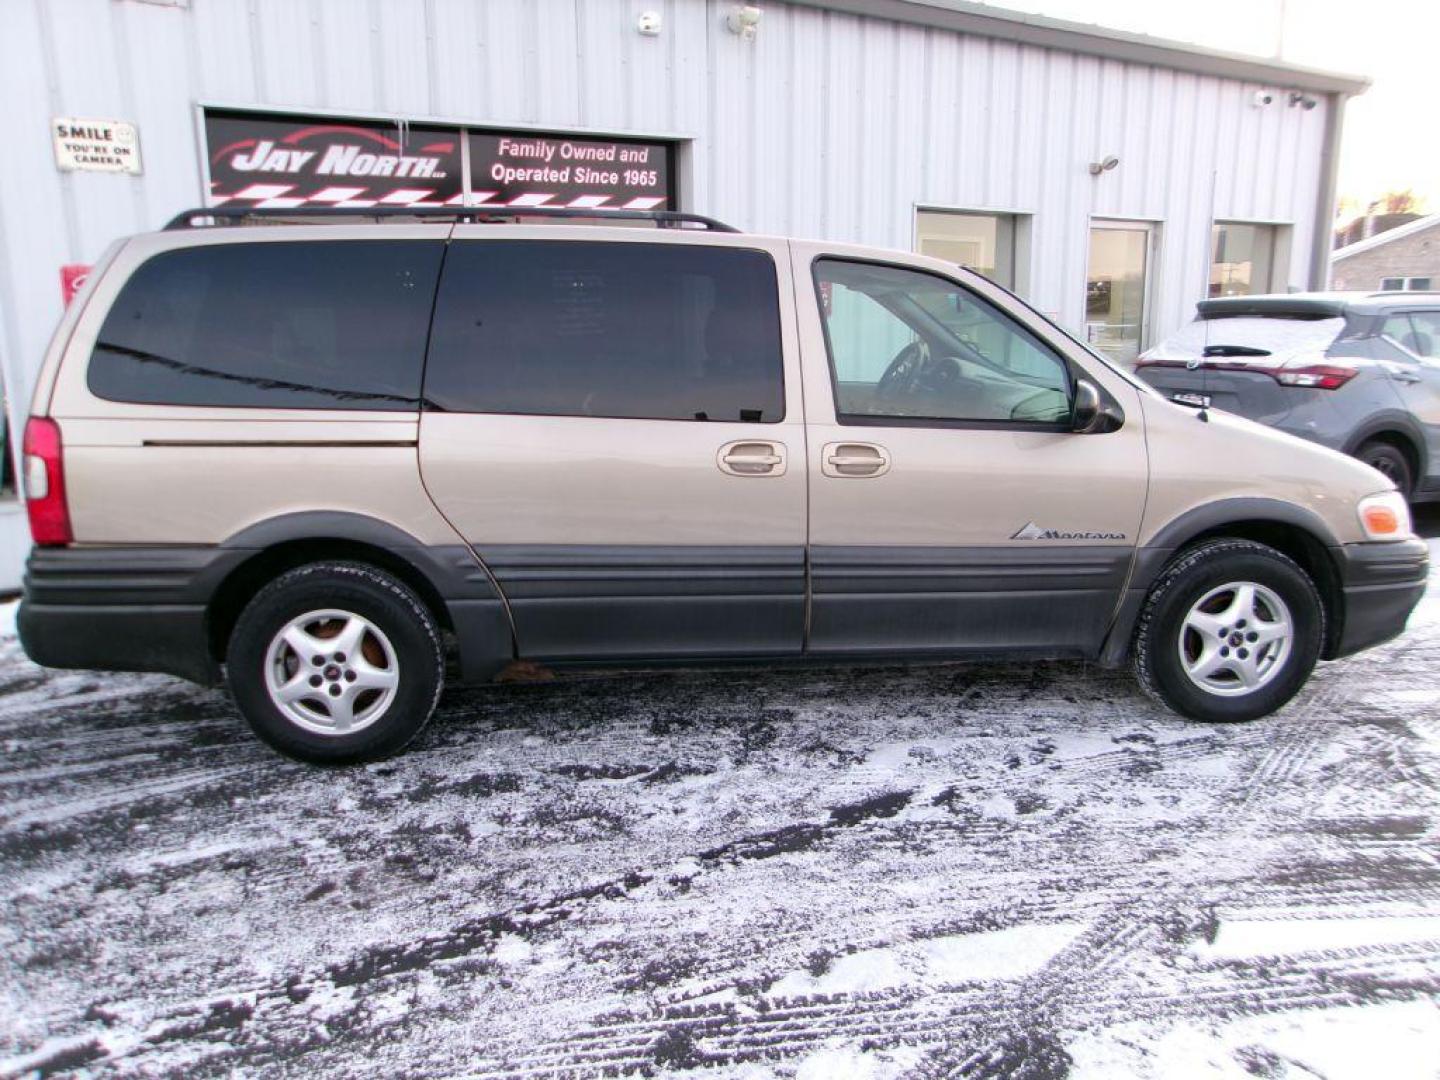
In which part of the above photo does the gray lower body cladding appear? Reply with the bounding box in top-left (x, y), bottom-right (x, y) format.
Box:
top-left (17, 538), bottom-right (1427, 683)
top-left (478, 545), bottom-right (807, 661)
top-left (477, 544), bottom-right (1132, 663)
top-left (17, 543), bottom-right (508, 686)
top-left (806, 545), bottom-right (1132, 656)
top-left (1328, 537), bottom-right (1430, 658)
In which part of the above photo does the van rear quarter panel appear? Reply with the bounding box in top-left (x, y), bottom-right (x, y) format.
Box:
top-left (46, 227), bottom-right (460, 547)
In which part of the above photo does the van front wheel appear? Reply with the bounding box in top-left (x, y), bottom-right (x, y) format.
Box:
top-left (227, 562), bottom-right (444, 763)
top-left (1133, 539), bottom-right (1323, 723)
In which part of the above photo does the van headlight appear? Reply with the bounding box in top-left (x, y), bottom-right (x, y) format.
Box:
top-left (1357, 491), bottom-right (1413, 540)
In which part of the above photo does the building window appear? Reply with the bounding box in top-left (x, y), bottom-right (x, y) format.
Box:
top-left (1210, 222), bottom-right (1280, 297)
top-left (915, 210), bottom-right (1018, 290)
top-left (1381, 276), bottom-right (1433, 291)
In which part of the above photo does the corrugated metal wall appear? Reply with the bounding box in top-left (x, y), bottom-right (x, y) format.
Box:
top-left (0, 0), bottom-right (1333, 572)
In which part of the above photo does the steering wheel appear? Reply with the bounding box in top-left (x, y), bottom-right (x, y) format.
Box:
top-left (876, 340), bottom-right (931, 401)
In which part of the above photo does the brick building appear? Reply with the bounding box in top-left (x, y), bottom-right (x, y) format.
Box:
top-left (1331, 215), bottom-right (1440, 292)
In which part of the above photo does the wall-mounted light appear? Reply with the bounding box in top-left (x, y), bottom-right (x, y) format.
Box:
top-left (727, 4), bottom-right (762, 41)
top-left (637, 11), bottom-right (662, 36)
top-left (1088, 155), bottom-right (1119, 176)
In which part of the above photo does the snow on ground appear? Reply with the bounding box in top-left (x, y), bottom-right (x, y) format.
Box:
top-left (1, 542), bottom-right (1438, 1077)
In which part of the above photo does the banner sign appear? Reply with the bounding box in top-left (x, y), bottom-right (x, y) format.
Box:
top-left (204, 111), bottom-right (463, 208)
top-left (202, 109), bottom-right (675, 212)
top-left (468, 131), bottom-right (671, 211)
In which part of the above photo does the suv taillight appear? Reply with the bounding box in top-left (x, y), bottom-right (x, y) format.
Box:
top-left (1271, 364), bottom-right (1358, 390)
top-left (1134, 357), bottom-right (1357, 390)
top-left (23, 417), bottom-right (72, 546)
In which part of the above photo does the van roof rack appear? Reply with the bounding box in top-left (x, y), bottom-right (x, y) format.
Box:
top-left (164, 205), bottom-right (740, 233)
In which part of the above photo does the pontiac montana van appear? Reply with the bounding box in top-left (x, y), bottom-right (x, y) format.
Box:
top-left (17, 208), bottom-right (1429, 762)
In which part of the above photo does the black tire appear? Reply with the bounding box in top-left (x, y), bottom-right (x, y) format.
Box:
top-left (226, 562), bottom-right (444, 763)
top-left (1355, 440), bottom-right (1413, 499)
top-left (1133, 539), bottom-right (1324, 723)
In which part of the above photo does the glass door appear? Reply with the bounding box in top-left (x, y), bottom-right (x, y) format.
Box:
top-left (1085, 221), bottom-right (1152, 367)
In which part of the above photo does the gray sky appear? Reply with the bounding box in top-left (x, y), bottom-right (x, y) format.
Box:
top-left (985, 0), bottom-right (1439, 214)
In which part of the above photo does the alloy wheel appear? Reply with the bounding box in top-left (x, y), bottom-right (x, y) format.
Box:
top-left (1177, 581), bottom-right (1293, 697)
top-left (264, 609), bottom-right (400, 735)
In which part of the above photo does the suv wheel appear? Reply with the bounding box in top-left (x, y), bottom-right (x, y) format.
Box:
top-left (227, 562), bottom-right (444, 763)
top-left (1355, 440), bottom-right (1413, 498)
top-left (1133, 539), bottom-right (1323, 723)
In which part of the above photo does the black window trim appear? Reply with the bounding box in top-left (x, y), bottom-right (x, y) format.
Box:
top-left (420, 237), bottom-right (788, 425)
top-left (810, 254), bottom-right (1079, 433)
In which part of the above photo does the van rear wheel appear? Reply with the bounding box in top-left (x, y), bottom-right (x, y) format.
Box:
top-left (227, 562), bottom-right (444, 763)
top-left (1133, 539), bottom-right (1323, 723)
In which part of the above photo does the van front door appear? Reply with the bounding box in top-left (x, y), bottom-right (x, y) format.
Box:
top-left (419, 232), bottom-right (807, 661)
top-left (798, 247), bottom-right (1148, 657)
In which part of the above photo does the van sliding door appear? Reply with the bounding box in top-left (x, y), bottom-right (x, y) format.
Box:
top-left (418, 232), bottom-right (808, 661)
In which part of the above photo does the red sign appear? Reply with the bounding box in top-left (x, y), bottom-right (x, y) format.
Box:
top-left (60, 264), bottom-right (92, 307)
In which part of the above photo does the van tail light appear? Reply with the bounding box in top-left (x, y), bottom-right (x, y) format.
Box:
top-left (23, 417), bottom-right (73, 546)
top-left (1271, 364), bottom-right (1358, 390)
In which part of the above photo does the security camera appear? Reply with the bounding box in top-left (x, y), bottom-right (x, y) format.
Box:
top-left (1088, 155), bottom-right (1120, 176)
top-left (727, 4), bottom-right (762, 40)
top-left (1252, 91), bottom-right (1275, 107)
top-left (1289, 92), bottom-right (1319, 110)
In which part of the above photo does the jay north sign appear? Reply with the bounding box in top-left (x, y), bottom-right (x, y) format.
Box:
top-left (204, 109), bottom-right (674, 211)
top-left (205, 112), bottom-right (462, 207)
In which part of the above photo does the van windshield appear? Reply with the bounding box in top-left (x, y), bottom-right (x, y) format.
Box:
top-left (1144, 316), bottom-right (1346, 365)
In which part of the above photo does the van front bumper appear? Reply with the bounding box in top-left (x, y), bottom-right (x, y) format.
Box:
top-left (1329, 537), bottom-right (1430, 659)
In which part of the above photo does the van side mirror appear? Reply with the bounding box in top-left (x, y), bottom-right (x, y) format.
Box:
top-left (1071, 379), bottom-right (1122, 434)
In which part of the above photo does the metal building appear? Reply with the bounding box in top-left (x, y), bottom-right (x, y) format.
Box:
top-left (0, 0), bottom-right (1367, 587)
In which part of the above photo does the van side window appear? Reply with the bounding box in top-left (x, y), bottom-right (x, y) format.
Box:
top-left (424, 241), bottom-right (785, 422)
top-left (89, 241), bottom-right (443, 410)
top-left (815, 258), bottom-right (1072, 426)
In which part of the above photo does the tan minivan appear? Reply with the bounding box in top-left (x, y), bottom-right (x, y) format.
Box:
top-left (18, 207), bottom-right (1430, 762)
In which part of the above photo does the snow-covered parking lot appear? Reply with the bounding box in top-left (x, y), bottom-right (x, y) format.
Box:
top-left (3, 538), bottom-right (1440, 1078)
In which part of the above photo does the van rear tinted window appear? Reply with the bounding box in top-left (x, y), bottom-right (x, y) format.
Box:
top-left (89, 241), bottom-right (443, 410)
top-left (424, 240), bottom-right (784, 422)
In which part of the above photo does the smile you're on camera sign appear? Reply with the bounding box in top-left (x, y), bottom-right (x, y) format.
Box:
top-left (52, 117), bottom-right (143, 175)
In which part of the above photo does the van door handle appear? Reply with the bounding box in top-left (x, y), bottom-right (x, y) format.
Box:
top-left (822, 442), bottom-right (891, 478)
top-left (1392, 370), bottom-right (1422, 384)
top-left (717, 440), bottom-right (787, 476)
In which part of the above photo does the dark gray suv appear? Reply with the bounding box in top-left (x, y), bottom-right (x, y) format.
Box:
top-left (1136, 293), bottom-right (1440, 501)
